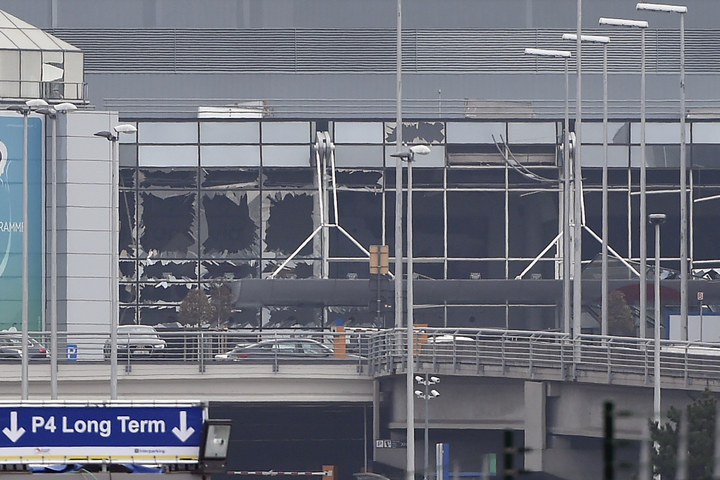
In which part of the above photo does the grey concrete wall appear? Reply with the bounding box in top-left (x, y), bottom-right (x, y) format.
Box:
top-left (57, 111), bottom-right (117, 353)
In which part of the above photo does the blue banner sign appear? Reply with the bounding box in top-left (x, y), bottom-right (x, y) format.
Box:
top-left (0, 113), bottom-right (44, 331)
top-left (0, 403), bottom-right (206, 464)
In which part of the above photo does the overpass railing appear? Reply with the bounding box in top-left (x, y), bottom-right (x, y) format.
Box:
top-left (4, 327), bottom-right (720, 388)
top-left (367, 328), bottom-right (720, 389)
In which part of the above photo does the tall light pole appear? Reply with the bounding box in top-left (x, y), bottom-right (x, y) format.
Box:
top-left (649, 213), bottom-right (666, 423)
top-left (414, 374), bottom-right (440, 480)
top-left (8, 98), bottom-right (49, 400)
top-left (94, 124), bottom-right (137, 400)
top-left (391, 144), bottom-right (431, 480)
top-left (37, 102), bottom-right (77, 400)
top-left (636, 3), bottom-right (688, 342)
top-left (395, 0), bottom-right (404, 338)
top-left (599, 17), bottom-right (649, 337)
top-left (524, 48), bottom-right (572, 333)
top-left (562, 34), bottom-right (611, 335)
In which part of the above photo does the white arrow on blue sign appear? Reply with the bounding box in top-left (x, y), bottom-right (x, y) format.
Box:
top-left (0, 404), bottom-right (205, 465)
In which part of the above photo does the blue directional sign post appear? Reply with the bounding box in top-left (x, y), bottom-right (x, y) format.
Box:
top-left (0, 402), bottom-right (206, 465)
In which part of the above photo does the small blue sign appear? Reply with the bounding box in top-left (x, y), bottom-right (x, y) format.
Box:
top-left (66, 344), bottom-right (78, 361)
top-left (0, 404), bottom-right (205, 464)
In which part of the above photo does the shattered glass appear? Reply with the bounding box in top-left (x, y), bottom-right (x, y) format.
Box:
top-left (138, 191), bottom-right (198, 258)
top-left (200, 191), bottom-right (260, 257)
top-left (263, 191), bottom-right (316, 257)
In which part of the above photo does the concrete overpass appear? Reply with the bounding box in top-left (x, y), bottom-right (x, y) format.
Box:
top-left (2, 329), bottom-right (719, 480)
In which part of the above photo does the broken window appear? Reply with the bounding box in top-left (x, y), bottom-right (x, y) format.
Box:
top-left (142, 260), bottom-right (197, 281)
top-left (140, 282), bottom-right (190, 303)
top-left (262, 306), bottom-right (322, 329)
top-left (384, 121), bottom-right (445, 144)
top-left (139, 168), bottom-right (197, 189)
top-left (330, 191), bottom-right (383, 258)
top-left (263, 192), bottom-right (315, 257)
top-left (202, 260), bottom-right (258, 280)
top-left (263, 167), bottom-right (314, 188)
top-left (139, 191), bottom-right (197, 258)
top-left (200, 191), bottom-right (260, 257)
top-left (119, 191), bottom-right (136, 257)
top-left (202, 168), bottom-right (260, 189)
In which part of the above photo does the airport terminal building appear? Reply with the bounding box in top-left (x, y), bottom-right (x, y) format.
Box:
top-left (2, 0), bottom-right (720, 338)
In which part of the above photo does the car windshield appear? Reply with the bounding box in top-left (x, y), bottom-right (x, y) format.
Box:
top-left (118, 326), bottom-right (157, 335)
top-left (300, 342), bottom-right (330, 354)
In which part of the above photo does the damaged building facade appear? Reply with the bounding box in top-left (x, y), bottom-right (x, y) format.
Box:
top-left (2, 0), bottom-right (720, 335)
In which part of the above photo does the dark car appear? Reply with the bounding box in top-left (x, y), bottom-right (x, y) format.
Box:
top-left (0, 335), bottom-right (49, 360)
top-left (215, 338), bottom-right (335, 360)
top-left (104, 325), bottom-right (167, 359)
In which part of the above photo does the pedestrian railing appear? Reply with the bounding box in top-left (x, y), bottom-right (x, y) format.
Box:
top-left (3, 327), bottom-right (720, 389)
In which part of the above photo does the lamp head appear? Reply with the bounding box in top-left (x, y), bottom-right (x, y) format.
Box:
top-left (94, 130), bottom-right (116, 141)
top-left (409, 144), bottom-right (431, 156)
top-left (114, 124), bottom-right (137, 134)
top-left (562, 33), bottom-right (611, 44)
top-left (7, 105), bottom-right (29, 115)
top-left (524, 47), bottom-right (571, 58)
top-left (649, 213), bottom-right (667, 225)
top-left (25, 98), bottom-right (49, 109)
top-left (599, 17), bottom-right (649, 28)
top-left (55, 102), bottom-right (78, 113)
top-left (636, 2), bottom-right (687, 14)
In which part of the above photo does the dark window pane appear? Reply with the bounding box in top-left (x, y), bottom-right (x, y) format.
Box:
top-left (263, 168), bottom-right (314, 188)
top-left (330, 191), bottom-right (382, 257)
top-left (508, 191), bottom-right (558, 258)
top-left (119, 191), bottom-right (136, 257)
top-left (201, 192), bottom-right (260, 257)
top-left (202, 261), bottom-right (259, 280)
top-left (447, 191), bottom-right (505, 258)
top-left (202, 168), bottom-right (260, 188)
top-left (143, 260), bottom-right (197, 280)
top-left (264, 192), bottom-right (315, 256)
top-left (335, 169), bottom-right (383, 188)
top-left (139, 192), bottom-right (197, 257)
top-left (139, 168), bottom-right (197, 189)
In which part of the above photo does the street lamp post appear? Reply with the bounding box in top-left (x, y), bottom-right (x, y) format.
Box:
top-left (599, 17), bottom-right (649, 337)
top-left (414, 374), bottom-right (440, 480)
top-left (649, 213), bottom-right (666, 422)
top-left (524, 48), bottom-right (572, 334)
top-left (562, 34), bottom-right (611, 336)
top-left (8, 98), bottom-right (50, 400)
top-left (94, 124), bottom-right (137, 400)
top-left (391, 144), bottom-right (431, 480)
top-left (636, 2), bottom-right (688, 342)
top-left (37, 102), bottom-right (77, 400)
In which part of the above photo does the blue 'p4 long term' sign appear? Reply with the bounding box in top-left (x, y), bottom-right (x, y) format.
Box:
top-left (0, 402), bottom-right (206, 464)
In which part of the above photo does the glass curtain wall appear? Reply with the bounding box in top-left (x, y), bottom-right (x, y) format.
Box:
top-left (117, 119), bottom-right (720, 332)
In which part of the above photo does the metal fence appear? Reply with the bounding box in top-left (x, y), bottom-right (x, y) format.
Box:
top-left (3, 327), bottom-right (720, 389)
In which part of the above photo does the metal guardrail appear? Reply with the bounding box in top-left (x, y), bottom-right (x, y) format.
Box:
top-left (3, 328), bottom-right (720, 389)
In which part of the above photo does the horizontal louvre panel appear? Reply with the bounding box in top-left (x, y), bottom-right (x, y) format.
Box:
top-left (51, 28), bottom-right (720, 74)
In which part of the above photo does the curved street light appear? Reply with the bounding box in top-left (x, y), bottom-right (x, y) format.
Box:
top-left (637, 2), bottom-right (689, 342)
top-left (524, 47), bottom-right (572, 335)
top-left (94, 123), bottom-right (137, 400)
top-left (599, 16), bottom-right (649, 338)
top-left (36, 101), bottom-right (77, 399)
top-left (391, 144), bottom-right (431, 480)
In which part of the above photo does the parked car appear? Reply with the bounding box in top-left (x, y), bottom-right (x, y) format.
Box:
top-left (215, 338), bottom-right (335, 360)
top-left (0, 336), bottom-right (49, 360)
top-left (104, 325), bottom-right (167, 359)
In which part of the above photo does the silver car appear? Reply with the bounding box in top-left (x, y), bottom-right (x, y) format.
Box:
top-left (104, 325), bottom-right (167, 359)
